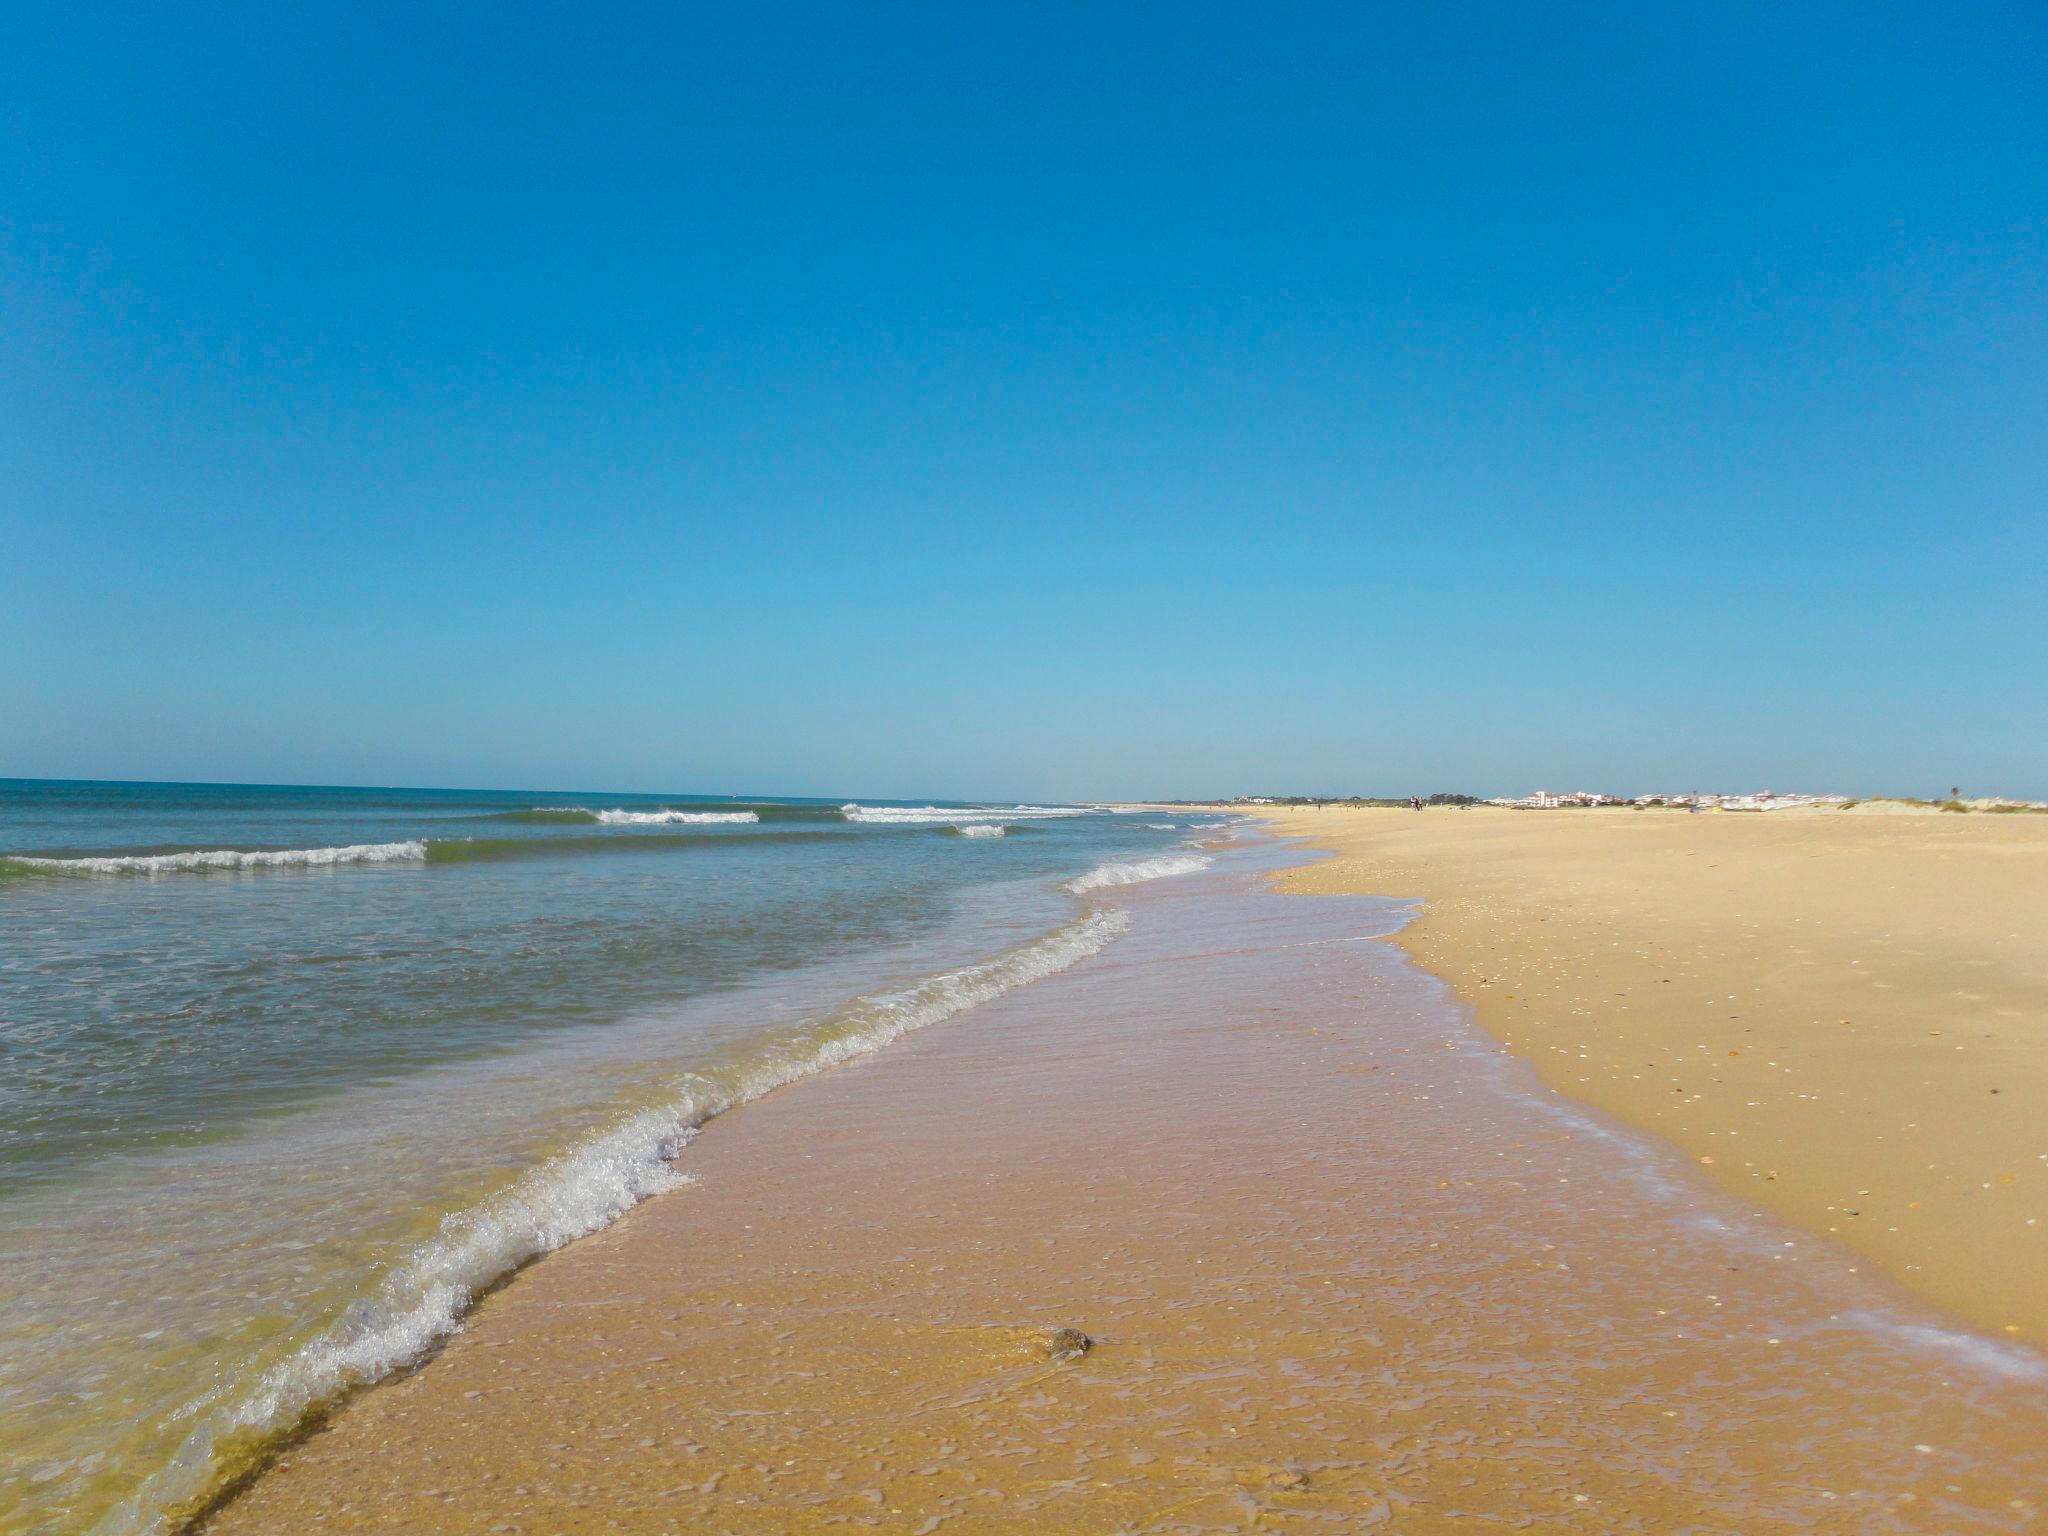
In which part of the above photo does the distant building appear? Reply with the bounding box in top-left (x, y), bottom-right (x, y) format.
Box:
top-left (1493, 789), bottom-right (1625, 809)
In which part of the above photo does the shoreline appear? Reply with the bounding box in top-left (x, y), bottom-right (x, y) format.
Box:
top-left (200, 835), bottom-right (2046, 1533)
top-left (1241, 803), bottom-right (2048, 1344)
top-left (79, 894), bottom-right (1147, 1536)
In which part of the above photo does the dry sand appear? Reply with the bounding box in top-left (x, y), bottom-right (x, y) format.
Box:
top-left (1251, 803), bottom-right (2048, 1342)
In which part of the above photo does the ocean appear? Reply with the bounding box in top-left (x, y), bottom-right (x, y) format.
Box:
top-left (0, 779), bottom-right (1225, 1535)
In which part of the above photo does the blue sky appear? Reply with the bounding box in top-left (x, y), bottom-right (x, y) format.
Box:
top-left (4, 2), bottom-right (2044, 799)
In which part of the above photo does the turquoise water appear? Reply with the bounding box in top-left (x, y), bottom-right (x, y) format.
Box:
top-left (0, 779), bottom-right (1219, 1534)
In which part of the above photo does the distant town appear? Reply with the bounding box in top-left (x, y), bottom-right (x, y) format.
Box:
top-left (1228, 791), bottom-right (2048, 813)
top-left (1487, 790), bottom-right (1844, 811)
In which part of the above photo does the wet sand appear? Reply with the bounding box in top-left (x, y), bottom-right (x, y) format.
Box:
top-left (1248, 805), bottom-right (2048, 1344)
top-left (206, 840), bottom-right (2045, 1534)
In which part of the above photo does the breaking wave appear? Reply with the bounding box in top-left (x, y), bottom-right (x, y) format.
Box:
top-left (840, 803), bottom-right (1087, 825)
top-left (0, 832), bottom-right (858, 879)
top-left (483, 807), bottom-right (762, 826)
top-left (592, 809), bottom-right (759, 826)
top-left (953, 824), bottom-right (1006, 839)
top-left (418, 833), bottom-right (836, 864)
top-left (1064, 852), bottom-right (1212, 894)
top-left (0, 842), bottom-right (428, 877)
top-left (479, 803), bottom-right (823, 826)
top-left (100, 904), bottom-right (1131, 1536)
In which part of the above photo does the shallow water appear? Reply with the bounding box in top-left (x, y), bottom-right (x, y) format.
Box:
top-left (208, 831), bottom-right (2048, 1533)
top-left (0, 780), bottom-right (1213, 1534)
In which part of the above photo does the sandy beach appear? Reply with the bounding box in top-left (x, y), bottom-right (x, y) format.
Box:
top-left (1251, 804), bottom-right (2048, 1344)
top-left (21, 6), bottom-right (2048, 1529)
top-left (200, 833), bottom-right (2047, 1534)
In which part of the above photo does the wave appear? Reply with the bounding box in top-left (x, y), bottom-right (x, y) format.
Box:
top-left (480, 802), bottom-right (1073, 829)
top-left (0, 842), bottom-right (428, 877)
top-left (953, 824), bottom-right (1006, 839)
top-left (419, 831), bottom-right (832, 864)
top-left (839, 803), bottom-right (1086, 825)
top-left (106, 904), bottom-right (1130, 1536)
top-left (484, 807), bottom-right (764, 826)
top-left (1064, 852), bottom-right (1213, 894)
top-left (592, 809), bottom-right (758, 826)
top-left (2, 831), bottom-right (843, 878)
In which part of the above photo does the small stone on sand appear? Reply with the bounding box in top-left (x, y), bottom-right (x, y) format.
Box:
top-left (1040, 1327), bottom-right (1092, 1362)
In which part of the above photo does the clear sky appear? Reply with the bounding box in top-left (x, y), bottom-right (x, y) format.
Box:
top-left (4, 2), bottom-right (2043, 800)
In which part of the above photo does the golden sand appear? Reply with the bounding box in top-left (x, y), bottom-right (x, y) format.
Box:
top-left (1252, 804), bottom-right (2048, 1342)
top-left (202, 845), bottom-right (2046, 1533)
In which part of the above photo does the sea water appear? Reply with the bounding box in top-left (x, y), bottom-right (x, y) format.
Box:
top-left (0, 780), bottom-right (1221, 1534)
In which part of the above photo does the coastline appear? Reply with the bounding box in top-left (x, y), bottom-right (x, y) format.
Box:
top-left (200, 834), bottom-right (2046, 1533)
top-left (1243, 803), bottom-right (2048, 1344)
top-left (0, 790), bottom-right (1215, 1536)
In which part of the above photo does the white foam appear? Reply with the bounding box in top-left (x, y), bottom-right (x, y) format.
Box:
top-left (592, 809), bottom-right (759, 825)
top-left (102, 904), bottom-right (1130, 1536)
top-left (8, 842), bottom-right (428, 876)
top-left (1064, 852), bottom-right (1213, 894)
top-left (1143, 822), bottom-right (1179, 830)
top-left (839, 803), bottom-right (1086, 825)
top-left (1843, 1315), bottom-right (2048, 1383)
top-left (956, 824), bottom-right (1006, 838)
